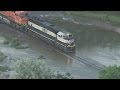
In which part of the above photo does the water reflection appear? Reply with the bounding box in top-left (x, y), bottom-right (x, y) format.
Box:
top-left (50, 50), bottom-right (74, 65)
top-left (21, 34), bottom-right (74, 66)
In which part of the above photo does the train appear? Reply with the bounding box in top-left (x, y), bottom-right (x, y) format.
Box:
top-left (0, 11), bottom-right (76, 53)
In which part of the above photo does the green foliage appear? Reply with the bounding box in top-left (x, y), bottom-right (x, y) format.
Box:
top-left (99, 65), bottom-right (120, 79)
top-left (0, 66), bottom-right (10, 72)
top-left (38, 55), bottom-right (46, 59)
top-left (3, 37), bottom-right (28, 49)
top-left (14, 59), bottom-right (53, 79)
top-left (56, 72), bottom-right (73, 79)
top-left (3, 40), bottom-right (9, 45)
top-left (13, 59), bottom-right (73, 79)
top-left (9, 38), bottom-right (21, 48)
top-left (0, 33), bottom-right (28, 49)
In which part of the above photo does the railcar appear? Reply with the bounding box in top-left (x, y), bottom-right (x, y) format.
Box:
top-left (0, 11), bottom-right (75, 53)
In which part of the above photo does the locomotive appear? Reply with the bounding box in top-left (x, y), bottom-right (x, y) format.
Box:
top-left (0, 11), bottom-right (75, 53)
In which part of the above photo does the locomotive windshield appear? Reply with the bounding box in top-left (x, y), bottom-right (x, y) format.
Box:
top-left (63, 34), bottom-right (73, 40)
top-left (15, 11), bottom-right (29, 18)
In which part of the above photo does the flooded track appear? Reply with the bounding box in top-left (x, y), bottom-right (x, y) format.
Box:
top-left (0, 23), bottom-right (99, 79)
top-left (53, 47), bottom-right (105, 71)
top-left (1, 11), bottom-right (120, 79)
top-left (30, 11), bottom-right (120, 78)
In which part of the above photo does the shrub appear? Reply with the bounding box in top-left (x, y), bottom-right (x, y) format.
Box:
top-left (3, 37), bottom-right (28, 49)
top-left (0, 66), bottom-right (10, 72)
top-left (9, 38), bottom-right (21, 48)
top-left (99, 65), bottom-right (120, 79)
top-left (3, 40), bottom-right (9, 45)
top-left (12, 59), bottom-right (73, 79)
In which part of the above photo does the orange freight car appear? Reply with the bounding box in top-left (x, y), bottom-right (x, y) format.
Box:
top-left (0, 11), bottom-right (28, 25)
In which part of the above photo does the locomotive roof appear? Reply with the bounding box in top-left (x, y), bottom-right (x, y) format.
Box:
top-left (28, 15), bottom-right (70, 34)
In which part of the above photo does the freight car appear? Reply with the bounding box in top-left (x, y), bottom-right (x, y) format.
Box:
top-left (0, 11), bottom-right (75, 53)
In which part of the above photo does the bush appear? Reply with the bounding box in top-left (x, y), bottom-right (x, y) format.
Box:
top-left (10, 38), bottom-right (21, 47)
top-left (0, 33), bottom-right (28, 49)
top-left (56, 72), bottom-right (73, 79)
top-left (3, 37), bottom-right (28, 49)
top-left (99, 65), bottom-right (120, 79)
top-left (12, 59), bottom-right (73, 79)
top-left (0, 66), bottom-right (10, 72)
top-left (3, 40), bottom-right (9, 45)
top-left (38, 55), bottom-right (46, 59)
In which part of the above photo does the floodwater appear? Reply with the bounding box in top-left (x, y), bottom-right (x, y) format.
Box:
top-left (0, 22), bottom-right (99, 79)
top-left (1, 11), bottom-right (120, 79)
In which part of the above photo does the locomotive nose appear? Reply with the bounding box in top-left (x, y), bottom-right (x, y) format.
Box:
top-left (66, 44), bottom-right (76, 53)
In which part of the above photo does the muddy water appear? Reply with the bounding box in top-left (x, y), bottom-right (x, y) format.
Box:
top-left (0, 23), bottom-right (99, 79)
top-left (21, 29), bottom-right (99, 79)
top-left (30, 11), bottom-right (120, 78)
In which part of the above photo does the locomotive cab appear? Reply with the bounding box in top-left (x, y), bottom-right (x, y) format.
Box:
top-left (15, 11), bottom-right (29, 17)
top-left (57, 31), bottom-right (75, 52)
top-left (15, 11), bottom-right (29, 25)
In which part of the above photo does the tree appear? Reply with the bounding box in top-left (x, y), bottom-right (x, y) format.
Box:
top-left (12, 58), bottom-right (73, 79)
top-left (99, 65), bottom-right (120, 79)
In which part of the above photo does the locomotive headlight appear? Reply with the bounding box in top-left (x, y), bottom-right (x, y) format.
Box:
top-left (67, 44), bottom-right (75, 48)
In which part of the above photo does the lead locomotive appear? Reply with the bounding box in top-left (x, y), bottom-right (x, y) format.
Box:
top-left (0, 11), bottom-right (75, 53)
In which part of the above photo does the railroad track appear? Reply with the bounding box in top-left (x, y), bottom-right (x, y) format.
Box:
top-left (54, 48), bottom-right (105, 71)
top-left (74, 55), bottom-right (105, 70)
top-left (0, 19), bottom-right (105, 71)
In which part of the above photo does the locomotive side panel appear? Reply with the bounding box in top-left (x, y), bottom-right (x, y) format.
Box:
top-left (27, 25), bottom-right (56, 45)
top-left (28, 21), bottom-right (56, 38)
